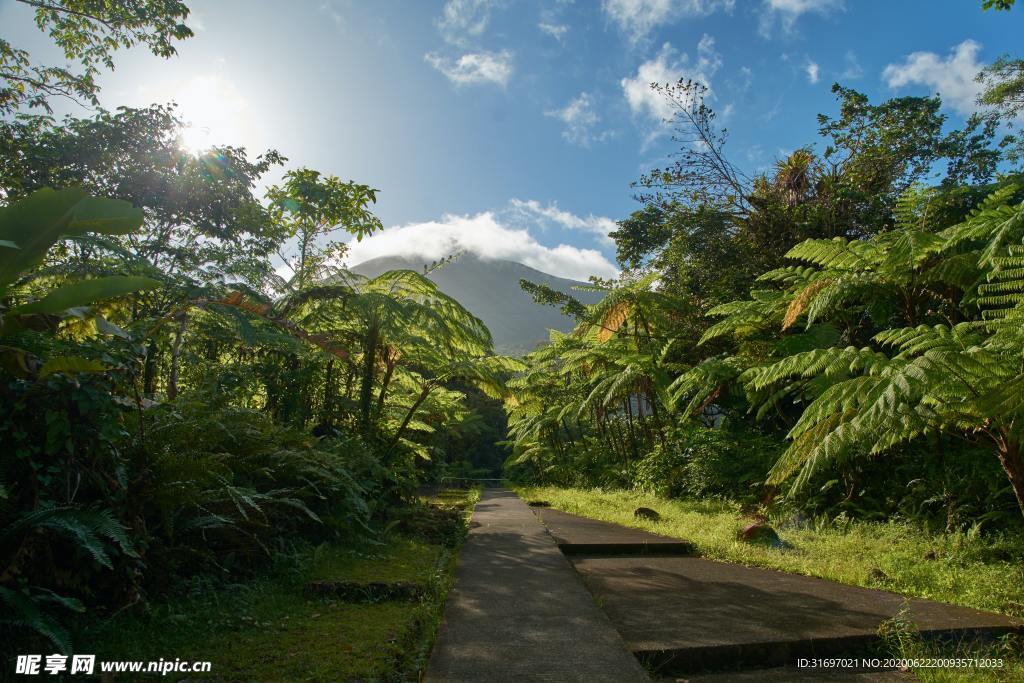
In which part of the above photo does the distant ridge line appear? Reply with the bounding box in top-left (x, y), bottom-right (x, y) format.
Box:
top-left (349, 253), bottom-right (603, 355)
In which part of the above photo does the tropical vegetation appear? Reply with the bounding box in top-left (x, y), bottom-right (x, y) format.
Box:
top-left (505, 10), bottom-right (1024, 536)
top-left (0, 1), bottom-right (514, 666)
top-left (2, 0), bottom-right (1024, 677)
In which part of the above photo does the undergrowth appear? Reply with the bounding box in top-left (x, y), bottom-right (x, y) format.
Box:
top-left (70, 488), bottom-right (478, 682)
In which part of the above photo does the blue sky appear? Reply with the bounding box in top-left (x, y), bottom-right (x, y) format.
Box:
top-left (2, 0), bottom-right (1022, 279)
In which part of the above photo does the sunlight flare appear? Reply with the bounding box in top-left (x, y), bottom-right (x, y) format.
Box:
top-left (158, 74), bottom-right (248, 154)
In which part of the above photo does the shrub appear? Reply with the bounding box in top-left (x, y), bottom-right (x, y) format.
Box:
top-left (633, 424), bottom-right (781, 502)
top-left (0, 363), bottom-right (388, 653)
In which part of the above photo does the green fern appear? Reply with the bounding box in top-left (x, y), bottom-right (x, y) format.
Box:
top-left (0, 585), bottom-right (84, 654)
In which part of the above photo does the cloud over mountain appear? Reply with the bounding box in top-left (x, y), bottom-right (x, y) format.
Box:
top-left (343, 203), bottom-right (619, 281)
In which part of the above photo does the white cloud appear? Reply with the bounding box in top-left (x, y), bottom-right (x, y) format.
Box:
top-left (882, 39), bottom-right (985, 116)
top-left (539, 22), bottom-right (569, 41)
top-left (437, 0), bottom-right (496, 47)
top-left (841, 50), bottom-right (863, 79)
top-left (759, 0), bottom-right (843, 37)
top-left (805, 60), bottom-right (819, 84)
top-left (621, 35), bottom-right (722, 135)
top-left (189, 11), bottom-right (206, 31)
top-left (425, 50), bottom-right (513, 87)
top-left (343, 209), bottom-right (618, 280)
top-left (319, 3), bottom-right (343, 27)
top-left (507, 199), bottom-right (618, 245)
top-left (545, 92), bottom-right (613, 147)
top-left (745, 144), bottom-right (766, 164)
top-left (734, 65), bottom-right (753, 92)
top-left (602, 0), bottom-right (734, 43)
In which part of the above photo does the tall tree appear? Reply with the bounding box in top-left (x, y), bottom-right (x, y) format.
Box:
top-left (0, 105), bottom-right (286, 394)
top-left (266, 169), bottom-right (382, 290)
top-left (1, 0), bottom-right (193, 114)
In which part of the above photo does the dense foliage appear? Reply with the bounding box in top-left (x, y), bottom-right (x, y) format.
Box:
top-left (2, 0), bottom-right (1023, 666)
top-left (506, 70), bottom-right (1024, 533)
top-left (0, 3), bottom-right (516, 655)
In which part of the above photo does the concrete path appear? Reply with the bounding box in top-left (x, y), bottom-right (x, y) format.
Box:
top-left (573, 552), bottom-right (1019, 663)
top-left (573, 555), bottom-right (1020, 674)
top-left (537, 510), bottom-right (1019, 678)
top-left (425, 489), bottom-right (649, 682)
top-left (535, 508), bottom-right (695, 556)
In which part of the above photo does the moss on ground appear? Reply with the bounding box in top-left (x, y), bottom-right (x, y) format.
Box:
top-left (80, 488), bottom-right (478, 681)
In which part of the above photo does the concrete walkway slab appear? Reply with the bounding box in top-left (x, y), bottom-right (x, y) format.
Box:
top-left (571, 555), bottom-right (1021, 675)
top-left (425, 490), bottom-right (649, 682)
top-left (534, 508), bottom-right (695, 556)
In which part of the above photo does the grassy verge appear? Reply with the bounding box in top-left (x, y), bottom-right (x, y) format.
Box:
top-left (516, 486), bottom-right (1024, 681)
top-left (78, 488), bottom-right (478, 681)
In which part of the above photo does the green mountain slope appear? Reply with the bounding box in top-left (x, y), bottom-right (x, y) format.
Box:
top-left (350, 253), bottom-right (603, 355)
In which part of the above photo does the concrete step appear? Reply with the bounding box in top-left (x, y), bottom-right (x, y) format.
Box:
top-left (534, 507), bottom-right (696, 556)
top-left (571, 555), bottom-right (1021, 676)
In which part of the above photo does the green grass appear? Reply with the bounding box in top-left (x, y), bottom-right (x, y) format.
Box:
top-left (80, 488), bottom-right (479, 681)
top-left (517, 486), bottom-right (1024, 681)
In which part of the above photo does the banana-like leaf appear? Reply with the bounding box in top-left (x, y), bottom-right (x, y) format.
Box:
top-left (38, 357), bottom-right (109, 379)
top-left (0, 188), bottom-right (144, 290)
top-left (11, 276), bottom-right (159, 315)
top-left (94, 315), bottom-right (130, 338)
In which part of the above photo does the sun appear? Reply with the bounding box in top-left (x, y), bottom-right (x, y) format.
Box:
top-left (178, 123), bottom-right (215, 155)
top-left (168, 74), bottom-right (248, 155)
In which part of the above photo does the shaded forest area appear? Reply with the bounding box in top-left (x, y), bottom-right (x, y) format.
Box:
top-left (1, 0), bottom-right (516, 657)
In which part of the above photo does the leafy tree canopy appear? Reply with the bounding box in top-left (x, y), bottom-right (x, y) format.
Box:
top-left (1, 0), bottom-right (193, 114)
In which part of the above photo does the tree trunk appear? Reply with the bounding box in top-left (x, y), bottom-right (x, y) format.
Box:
top-left (166, 312), bottom-right (189, 402)
top-left (297, 228), bottom-right (311, 288)
top-left (647, 387), bottom-right (667, 449)
top-left (345, 362), bottom-right (355, 399)
top-left (624, 398), bottom-right (639, 462)
top-left (322, 357), bottom-right (335, 423)
top-left (143, 338), bottom-right (158, 397)
top-left (996, 434), bottom-right (1024, 516)
top-left (390, 385), bottom-right (432, 448)
top-left (375, 358), bottom-right (397, 418)
top-left (358, 325), bottom-right (380, 429)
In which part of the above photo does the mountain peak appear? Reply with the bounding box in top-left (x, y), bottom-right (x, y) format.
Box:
top-left (349, 254), bottom-right (601, 355)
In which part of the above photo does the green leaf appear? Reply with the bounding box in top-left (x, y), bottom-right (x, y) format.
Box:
top-left (38, 357), bottom-right (109, 379)
top-left (12, 276), bottom-right (159, 315)
top-left (94, 315), bottom-right (129, 338)
top-left (0, 188), bottom-right (143, 290)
